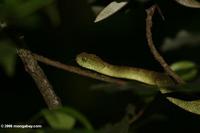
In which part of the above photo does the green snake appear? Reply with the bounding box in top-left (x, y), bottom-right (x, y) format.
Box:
top-left (76, 52), bottom-right (200, 115)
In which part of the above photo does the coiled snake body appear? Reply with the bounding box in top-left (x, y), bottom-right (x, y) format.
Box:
top-left (76, 52), bottom-right (200, 115)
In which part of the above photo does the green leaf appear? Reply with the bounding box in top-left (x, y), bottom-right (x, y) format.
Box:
top-left (170, 60), bottom-right (198, 81)
top-left (174, 0), bottom-right (200, 8)
top-left (0, 39), bottom-right (17, 76)
top-left (56, 107), bottom-right (94, 131)
top-left (41, 107), bottom-right (93, 131)
top-left (94, 1), bottom-right (128, 23)
top-left (42, 109), bottom-right (76, 130)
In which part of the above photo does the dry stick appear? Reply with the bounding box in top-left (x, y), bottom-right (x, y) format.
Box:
top-left (145, 5), bottom-right (185, 84)
top-left (33, 53), bottom-right (127, 86)
top-left (17, 49), bottom-right (62, 109)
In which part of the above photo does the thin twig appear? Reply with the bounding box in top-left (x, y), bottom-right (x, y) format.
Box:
top-left (145, 5), bottom-right (185, 84)
top-left (128, 108), bottom-right (145, 124)
top-left (17, 48), bottom-right (62, 109)
top-left (33, 53), bottom-right (127, 86)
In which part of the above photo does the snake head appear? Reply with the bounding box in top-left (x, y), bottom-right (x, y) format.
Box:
top-left (76, 52), bottom-right (106, 71)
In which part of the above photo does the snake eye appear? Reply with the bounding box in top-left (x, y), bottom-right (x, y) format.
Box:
top-left (82, 57), bottom-right (88, 62)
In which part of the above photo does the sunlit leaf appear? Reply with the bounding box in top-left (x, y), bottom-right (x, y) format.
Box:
top-left (0, 40), bottom-right (17, 76)
top-left (94, 1), bottom-right (128, 23)
top-left (174, 0), bottom-right (200, 8)
top-left (170, 60), bottom-right (198, 81)
top-left (42, 109), bottom-right (76, 129)
top-left (166, 95), bottom-right (200, 115)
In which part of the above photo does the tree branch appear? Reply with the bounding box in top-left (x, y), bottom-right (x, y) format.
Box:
top-left (33, 53), bottom-right (127, 86)
top-left (17, 48), bottom-right (62, 109)
top-left (145, 5), bottom-right (185, 84)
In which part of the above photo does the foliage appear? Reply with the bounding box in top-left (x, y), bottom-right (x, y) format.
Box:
top-left (0, 39), bottom-right (16, 76)
top-left (170, 60), bottom-right (198, 81)
top-left (0, 0), bottom-right (59, 27)
top-left (39, 107), bottom-right (93, 130)
top-left (0, 0), bottom-right (200, 132)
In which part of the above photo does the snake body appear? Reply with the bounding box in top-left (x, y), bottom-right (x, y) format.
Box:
top-left (76, 52), bottom-right (200, 115)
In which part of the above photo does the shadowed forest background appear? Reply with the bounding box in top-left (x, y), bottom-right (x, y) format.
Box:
top-left (0, 0), bottom-right (200, 132)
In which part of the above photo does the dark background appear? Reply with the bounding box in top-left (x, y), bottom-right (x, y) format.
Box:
top-left (0, 0), bottom-right (200, 132)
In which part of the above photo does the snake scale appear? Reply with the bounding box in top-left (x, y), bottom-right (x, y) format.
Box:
top-left (76, 52), bottom-right (200, 115)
